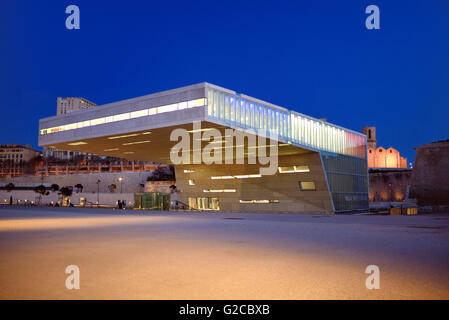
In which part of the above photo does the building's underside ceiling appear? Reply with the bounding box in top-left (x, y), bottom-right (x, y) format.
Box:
top-left (42, 121), bottom-right (314, 164)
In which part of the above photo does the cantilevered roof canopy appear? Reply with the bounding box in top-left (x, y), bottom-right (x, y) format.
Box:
top-left (39, 82), bottom-right (367, 162)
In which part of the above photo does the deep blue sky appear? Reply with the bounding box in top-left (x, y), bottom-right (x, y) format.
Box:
top-left (1, 0), bottom-right (448, 163)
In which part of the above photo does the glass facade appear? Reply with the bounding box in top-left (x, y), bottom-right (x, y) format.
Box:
top-left (207, 88), bottom-right (366, 158)
top-left (207, 87), bottom-right (369, 212)
top-left (188, 197), bottom-right (220, 210)
top-left (320, 152), bottom-right (369, 211)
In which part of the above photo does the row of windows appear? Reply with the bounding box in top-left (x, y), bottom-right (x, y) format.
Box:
top-left (189, 165), bottom-right (311, 180)
top-left (187, 197), bottom-right (283, 210)
top-left (207, 88), bottom-right (366, 158)
top-left (186, 166), bottom-right (315, 196)
top-left (40, 98), bottom-right (207, 135)
top-left (0, 154), bottom-right (23, 159)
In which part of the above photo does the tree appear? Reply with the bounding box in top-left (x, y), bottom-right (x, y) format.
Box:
top-left (33, 184), bottom-right (49, 205)
top-left (51, 184), bottom-right (60, 192)
top-left (33, 184), bottom-right (49, 196)
top-left (5, 183), bottom-right (15, 192)
top-left (108, 184), bottom-right (117, 193)
top-left (59, 187), bottom-right (73, 198)
top-left (74, 183), bottom-right (83, 193)
top-left (58, 186), bottom-right (73, 207)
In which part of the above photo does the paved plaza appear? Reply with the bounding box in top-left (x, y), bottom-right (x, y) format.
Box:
top-left (0, 206), bottom-right (448, 299)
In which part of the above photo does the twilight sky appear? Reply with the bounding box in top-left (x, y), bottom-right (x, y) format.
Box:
top-left (1, 0), bottom-right (448, 163)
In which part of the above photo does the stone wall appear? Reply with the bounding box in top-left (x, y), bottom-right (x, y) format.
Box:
top-left (410, 140), bottom-right (449, 205)
top-left (0, 171), bottom-right (152, 193)
top-left (369, 168), bottom-right (412, 202)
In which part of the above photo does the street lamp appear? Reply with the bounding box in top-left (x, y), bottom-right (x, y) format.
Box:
top-left (118, 177), bottom-right (123, 193)
top-left (96, 179), bottom-right (101, 207)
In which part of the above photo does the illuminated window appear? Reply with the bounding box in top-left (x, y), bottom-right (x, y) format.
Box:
top-left (211, 175), bottom-right (234, 180)
top-left (122, 140), bottom-right (150, 146)
top-left (299, 181), bottom-right (316, 191)
top-left (40, 98), bottom-right (206, 136)
top-left (158, 104), bottom-right (177, 114)
top-left (203, 189), bottom-right (236, 193)
top-left (278, 165), bottom-right (310, 173)
top-left (67, 141), bottom-right (88, 146)
top-left (235, 174), bottom-right (261, 179)
top-left (177, 101), bottom-right (187, 110)
top-left (188, 98), bottom-right (206, 108)
top-left (114, 113), bottom-right (130, 122)
top-left (239, 200), bottom-right (279, 204)
top-left (188, 197), bottom-right (220, 210)
top-left (130, 109), bottom-right (149, 118)
top-left (187, 128), bottom-right (215, 133)
top-left (108, 133), bottom-right (140, 140)
top-left (188, 179), bottom-right (195, 186)
top-left (184, 169), bottom-right (195, 173)
top-left (91, 118), bottom-right (105, 126)
top-left (210, 174), bottom-right (261, 180)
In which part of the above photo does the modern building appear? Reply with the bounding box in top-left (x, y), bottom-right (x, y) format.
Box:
top-left (38, 83), bottom-right (368, 213)
top-left (362, 127), bottom-right (407, 168)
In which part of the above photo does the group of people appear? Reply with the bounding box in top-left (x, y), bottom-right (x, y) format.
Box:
top-left (117, 199), bottom-right (127, 210)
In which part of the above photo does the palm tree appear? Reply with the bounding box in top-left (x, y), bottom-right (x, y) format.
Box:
top-left (58, 187), bottom-right (73, 206)
top-left (33, 184), bottom-right (49, 205)
top-left (59, 187), bottom-right (73, 197)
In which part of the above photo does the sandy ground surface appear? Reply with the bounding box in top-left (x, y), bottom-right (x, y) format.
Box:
top-left (0, 206), bottom-right (448, 300)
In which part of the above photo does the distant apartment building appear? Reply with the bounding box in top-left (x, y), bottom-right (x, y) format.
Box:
top-left (0, 144), bottom-right (41, 177)
top-left (362, 127), bottom-right (407, 168)
top-left (57, 97), bottom-right (97, 115)
top-left (42, 147), bottom-right (87, 160)
top-left (45, 97), bottom-right (97, 159)
top-left (0, 144), bottom-right (40, 163)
